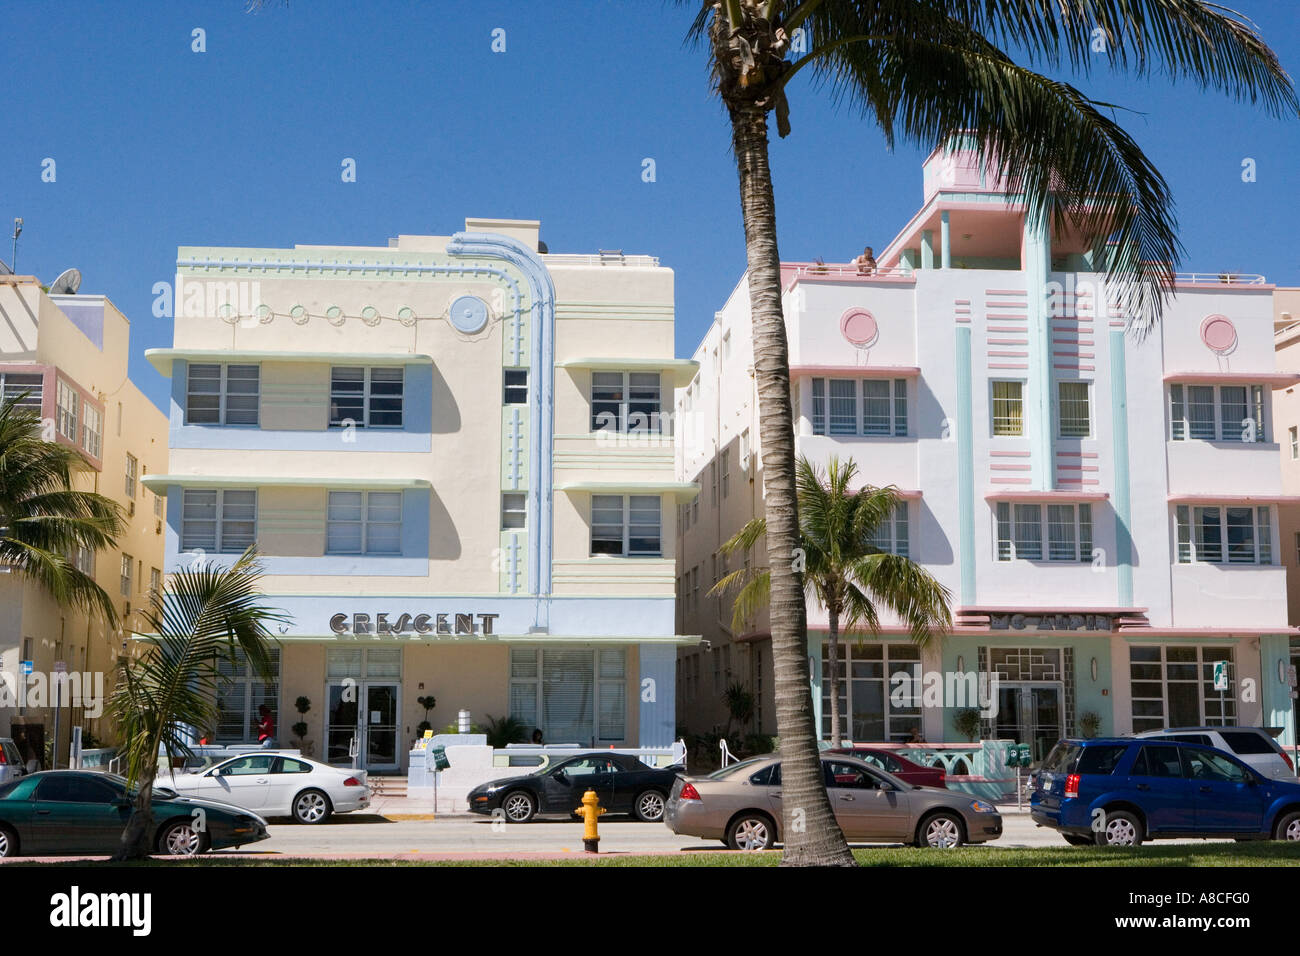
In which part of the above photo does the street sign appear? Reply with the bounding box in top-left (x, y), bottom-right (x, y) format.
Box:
top-left (19, 661), bottom-right (32, 676)
top-left (1213, 661), bottom-right (1229, 692)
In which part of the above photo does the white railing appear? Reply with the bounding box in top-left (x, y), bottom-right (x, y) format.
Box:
top-left (787, 263), bottom-right (914, 280)
top-left (719, 738), bottom-right (740, 767)
top-left (1174, 272), bottom-right (1266, 285)
top-left (543, 253), bottom-right (661, 268)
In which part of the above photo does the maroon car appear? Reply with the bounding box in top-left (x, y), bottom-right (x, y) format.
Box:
top-left (826, 747), bottom-right (947, 788)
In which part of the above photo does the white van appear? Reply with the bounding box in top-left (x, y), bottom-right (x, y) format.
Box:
top-left (1134, 727), bottom-right (1295, 781)
top-left (0, 738), bottom-right (25, 785)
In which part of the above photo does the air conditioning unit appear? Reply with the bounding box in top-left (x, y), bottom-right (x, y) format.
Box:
top-left (127, 501), bottom-right (135, 517)
top-left (155, 520), bottom-right (162, 535)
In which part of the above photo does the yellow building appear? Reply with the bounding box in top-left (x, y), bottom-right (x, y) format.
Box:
top-left (0, 275), bottom-right (168, 767)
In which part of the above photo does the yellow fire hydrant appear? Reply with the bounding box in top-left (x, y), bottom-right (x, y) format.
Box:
top-left (575, 788), bottom-right (606, 853)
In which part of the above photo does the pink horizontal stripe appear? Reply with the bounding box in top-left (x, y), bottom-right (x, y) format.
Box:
top-left (990, 351), bottom-right (1029, 357)
top-left (1109, 321), bottom-right (1127, 327)
top-left (990, 363), bottom-right (1029, 370)
top-left (955, 315), bottom-right (971, 323)
top-left (989, 325), bottom-right (1028, 332)
top-left (1057, 451), bottom-right (1099, 458)
top-left (954, 299), bottom-right (971, 305)
top-left (988, 338), bottom-right (1028, 345)
top-left (991, 463), bottom-right (1031, 471)
top-left (1057, 465), bottom-right (1100, 472)
top-left (1054, 351), bottom-right (1096, 358)
top-left (1053, 338), bottom-right (1095, 346)
top-left (1054, 363), bottom-right (1096, 370)
top-left (991, 477), bottom-right (1034, 485)
top-left (991, 450), bottom-right (1032, 457)
top-left (986, 289), bottom-right (1027, 296)
top-left (987, 313), bottom-right (1028, 320)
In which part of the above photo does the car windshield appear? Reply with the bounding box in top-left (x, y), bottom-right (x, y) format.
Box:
top-left (707, 757), bottom-right (769, 780)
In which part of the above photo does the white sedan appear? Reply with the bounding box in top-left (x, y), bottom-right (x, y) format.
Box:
top-left (159, 752), bottom-right (370, 824)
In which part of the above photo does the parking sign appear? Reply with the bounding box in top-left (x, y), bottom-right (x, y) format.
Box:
top-left (1213, 661), bottom-right (1229, 692)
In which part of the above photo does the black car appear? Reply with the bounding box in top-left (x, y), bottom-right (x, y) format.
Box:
top-left (468, 752), bottom-right (684, 823)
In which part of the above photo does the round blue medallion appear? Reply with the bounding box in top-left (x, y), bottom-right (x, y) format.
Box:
top-left (448, 294), bottom-right (489, 334)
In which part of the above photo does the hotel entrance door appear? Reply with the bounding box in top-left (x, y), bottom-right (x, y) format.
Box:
top-left (326, 681), bottom-right (401, 772)
top-left (994, 684), bottom-right (1064, 765)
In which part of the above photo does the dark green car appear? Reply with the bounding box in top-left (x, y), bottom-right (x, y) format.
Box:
top-left (0, 771), bottom-right (270, 857)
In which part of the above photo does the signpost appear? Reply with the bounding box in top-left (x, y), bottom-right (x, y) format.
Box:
top-left (1006, 743), bottom-right (1032, 809)
top-left (1213, 661), bottom-right (1229, 725)
top-left (52, 662), bottom-right (66, 769)
top-left (1288, 664), bottom-right (1298, 777)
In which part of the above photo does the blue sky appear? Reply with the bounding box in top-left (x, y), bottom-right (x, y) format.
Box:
top-left (4, 1), bottom-right (1297, 413)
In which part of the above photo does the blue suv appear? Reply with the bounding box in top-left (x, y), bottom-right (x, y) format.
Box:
top-left (1031, 737), bottom-right (1300, 847)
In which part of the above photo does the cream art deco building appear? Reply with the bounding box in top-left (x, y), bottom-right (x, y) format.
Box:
top-left (146, 220), bottom-right (697, 772)
top-left (0, 275), bottom-right (168, 766)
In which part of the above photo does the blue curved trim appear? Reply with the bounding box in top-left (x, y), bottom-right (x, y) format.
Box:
top-left (447, 232), bottom-right (555, 600)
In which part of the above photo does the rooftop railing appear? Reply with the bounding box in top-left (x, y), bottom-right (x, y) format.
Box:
top-left (543, 252), bottom-right (661, 268)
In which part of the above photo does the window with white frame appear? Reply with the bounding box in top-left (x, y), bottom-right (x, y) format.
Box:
top-left (591, 495), bottom-right (661, 556)
top-left (510, 647), bottom-right (626, 743)
top-left (214, 648), bottom-right (281, 744)
top-left (503, 369), bottom-right (528, 405)
top-left (821, 642), bottom-right (922, 741)
top-left (809, 377), bottom-right (907, 437)
top-left (992, 380), bottom-right (1024, 436)
top-left (326, 491), bottom-right (402, 554)
top-left (501, 492), bottom-right (526, 531)
top-left (1174, 505), bottom-right (1272, 564)
top-left (1130, 645), bottom-right (1236, 732)
top-left (995, 502), bottom-right (1092, 562)
top-left (1169, 383), bottom-right (1266, 442)
top-left (71, 543), bottom-right (94, 576)
top-left (124, 454), bottom-right (138, 500)
top-left (0, 371), bottom-right (44, 410)
top-left (56, 379), bottom-right (79, 440)
top-left (181, 489), bottom-right (257, 554)
top-left (149, 567), bottom-right (162, 598)
top-left (591, 371), bottom-right (663, 434)
top-left (186, 364), bottom-right (260, 426)
top-left (866, 502), bottom-right (910, 557)
top-left (1290, 426), bottom-right (1298, 460)
top-left (330, 367), bottom-right (404, 428)
top-left (1058, 381), bottom-right (1091, 438)
top-left (120, 553), bottom-right (133, 597)
top-left (81, 402), bottom-right (102, 458)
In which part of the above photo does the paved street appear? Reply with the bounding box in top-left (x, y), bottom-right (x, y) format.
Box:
top-left (207, 809), bottom-right (1230, 859)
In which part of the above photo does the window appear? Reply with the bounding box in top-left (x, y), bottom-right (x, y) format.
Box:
top-left (821, 643), bottom-right (922, 741)
top-left (330, 367), bottom-right (404, 428)
top-left (996, 502), bottom-right (1092, 562)
top-left (721, 447), bottom-right (730, 499)
top-left (691, 566), bottom-right (700, 612)
top-left (1291, 426), bottom-right (1298, 460)
top-left (35, 775), bottom-right (117, 803)
top-left (591, 495), bottom-right (661, 557)
top-left (510, 647), bottom-right (626, 744)
top-left (71, 543), bottom-right (94, 576)
top-left (1058, 382), bottom-right (1091, 438)
top-left (149, 567), bottom-right (162, 598)
top-left (124, 453), bottom-right (137, 499)
top-left (214, 648), bottom-right (280, 744)
top-left (0, 371), bottom-right (44, 410)
top-left (181, 489), bottom-right (257, 554)
top-left (1175, 505), bottom-right (1272, 564)
top-left (186, 364), bottom-right (260, 426)
top-left (866, 502), bottom-right (910, 557)
top-left (327, 491), bottom-right (402, 554)
top-left (153, 492), bottom-right (164, 519)
top-left (502, 492), bottom-right (526, 530)
top-left (120, 554), bottom-right (133, 596)
top-left (503, 369), bottom-right (528, 405)
top-left (81, 402), bottom-right (102, 458)
top-left (56, 379), bottom-right (78, 440)
top-left (809, 377), bottom-right (908, 437)
top-left (710, 462), bottom-right (717, 506)
top-left (591, 371), bottom-right (663, 434)
top-left (1169, 383), bottom-right (1265, 442)
top-left (992, 381), bottom-right (1024, 436)
top-left (1129, 645), bottom-right (1236, 732)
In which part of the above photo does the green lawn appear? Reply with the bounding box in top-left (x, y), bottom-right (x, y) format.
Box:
top-left (15, 843), bottom-right (1300, 866)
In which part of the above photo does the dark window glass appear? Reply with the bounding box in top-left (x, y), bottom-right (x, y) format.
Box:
top-left (1184, 748), bottom-right (1249, 783)
top-left (1220, 731), bottom-right (1274, 755)
top-left (1041, 742), bottom-right (1082, 773)
top-left (0, 780), bottom-right (22, 800)
top-left (504, 369), bottom-right (528, 405)
top-left (35, 775), bottom-right (117, 803)
top-left (1076, 745), bottom-right (1128, 775)
top-left (1136, 745), bottom-right (1185, 778)
top-left (749, 765), bottom-right (776, 786)
top-left (1167, 734), bottom-right (1213, 746)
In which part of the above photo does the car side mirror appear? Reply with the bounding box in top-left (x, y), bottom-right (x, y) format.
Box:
top-left (553, 769), bottom-right (567, 781)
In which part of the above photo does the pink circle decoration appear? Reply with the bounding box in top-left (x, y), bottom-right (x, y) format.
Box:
top-left (840, 308), bottom-right (879, 348)
top-left (1200, 314), bottom-right (1237, 355)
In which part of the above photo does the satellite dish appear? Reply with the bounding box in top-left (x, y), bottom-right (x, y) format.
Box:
top-left (49, 268), bottom-right (81, 295)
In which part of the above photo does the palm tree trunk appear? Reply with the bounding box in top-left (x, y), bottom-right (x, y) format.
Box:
top-left (827, 603), bottom-right (842, 747)
top-left (113, 776), bottom-right (155, 861)
top-left (730, 104), bottom-right (854, 866)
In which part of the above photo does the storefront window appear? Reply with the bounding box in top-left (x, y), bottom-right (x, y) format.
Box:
top-left (509, 647), bottom-right (626, 744)
top-left (1129, 645), bottom-right (1236, 732)
top-left (821, 643), bottom-right (921, 742)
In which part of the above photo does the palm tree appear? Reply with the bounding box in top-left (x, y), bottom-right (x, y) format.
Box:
top-left (714, 456), bottom-right (951, 739)
top-left (108, 548), bottom-right (286, 860)
top-left (0, 394), bottom-right (123, 624)
top-left (687, 0), bottom-right (1296, 866)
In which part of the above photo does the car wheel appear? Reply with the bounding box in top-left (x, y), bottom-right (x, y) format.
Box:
top-left (158, 820), bottom-right (209, 856)
top-left (0, 825), bottom-right (16, 858)
top-left (916, 811), bottom-right (965, 848)
top-left (1094, 810), bottom-right (1144, 847)
top-left (726, 813), bottom-right (776, 851)
top-left (292, 789), bottom-right (332, 825)
top-left (634, 790), bottom-right (666, 822)
top-left (1062, 833), bottom-right (1093, 847)
top-left (502, 790), bottom-right (536, 823)
top-left (1273, 810), bottom-right (1300, 842)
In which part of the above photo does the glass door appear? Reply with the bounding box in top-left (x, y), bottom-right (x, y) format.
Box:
top-left (326, 681), bottom-right (360, 768)
top-left (364, 684), bottom-right (400, 771)
top-left (994, 683), bottom-right (1064, 764)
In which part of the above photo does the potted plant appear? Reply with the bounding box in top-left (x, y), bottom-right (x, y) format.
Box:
top-left (953, 708), bottom-right (982, 743)
top-left (291, 696), bottom-right (313, 757)
top-left (416, 694), bottom-right (437, 738)
top-left (1078, 711), bottom-right (1101, 739)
